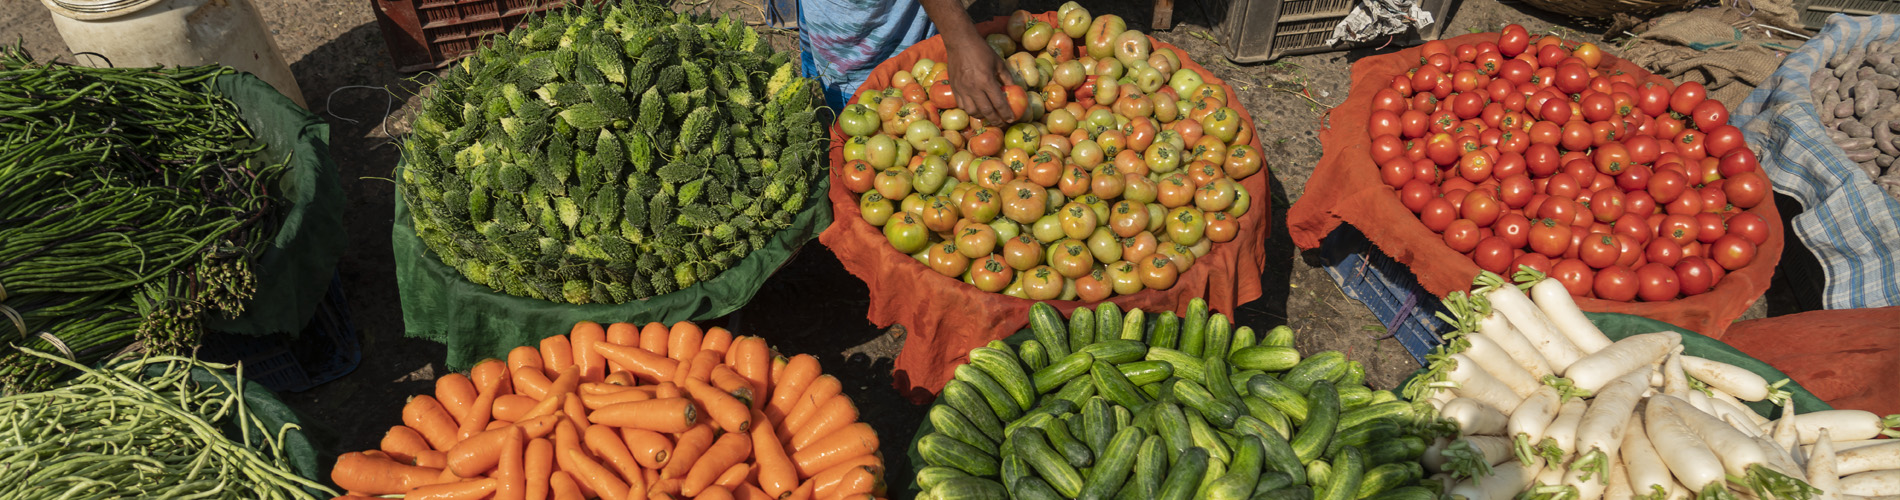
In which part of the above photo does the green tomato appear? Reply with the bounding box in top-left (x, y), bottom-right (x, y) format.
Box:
top-left (865, 134), bottom-right (899, 169)
top-left (1005, 123), bottom-right (1042, 152)
top-left (1145, 142), bottom-right (1182, 173)
top-left (913, 155), bottom-right (949, 195)
top-left (1087, 226), bottom-right (1122, 263)
top-left (991, 218), bottom-right (1022, 241)
top-left (1032, 214), bottom-right (1065, 243)
top-left (859, 191), bottom-right (894, 226)
top-left (1227, 184), bottom-right (1252, 218)
top-left (1164, 207), bottom-right (1206, 246)
top-left (941, 109), bottom-right (970, 132)
top-left (843, 135), bottom-right (871, 162)
top-left (840, 103), bottom-right (881, 137)
top-left (905, 120), bottom-right (941, 150)
top-left (1169, 69), bottom-right (1204, 101)
top-left (921, 136), bottom-right (954, 158)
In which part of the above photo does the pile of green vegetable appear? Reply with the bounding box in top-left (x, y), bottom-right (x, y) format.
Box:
top-left (399, 0), bottom-right (824, 305)
top-left (914, 299), bottom-right (1446, 500)
top-left (0, 48), bottom-right (288, 392)
top-left (0, 347), bottom-right (334, 498)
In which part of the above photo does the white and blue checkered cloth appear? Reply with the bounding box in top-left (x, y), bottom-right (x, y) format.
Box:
top-left (1733, 14), bottom-right (1900, 309)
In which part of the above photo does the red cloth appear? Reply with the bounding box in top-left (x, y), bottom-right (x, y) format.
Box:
top-left (1285, 32), bottom-right (1784, 338)
top-left (1721, 307), bottom-right (1900, 416)
top-left (820, 12), bottom-right (1271, 401)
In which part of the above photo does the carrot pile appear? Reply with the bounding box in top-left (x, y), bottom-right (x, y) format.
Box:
top-left (329, 321), bottom-right (887, 500)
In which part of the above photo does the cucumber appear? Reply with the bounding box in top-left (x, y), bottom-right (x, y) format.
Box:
top-left (1246, 374), bottom-right (1311, 424)
top-left (1338, 361), bottom-right (1365, 387)
top-left (1043, 414), bottom-right (1094, 468)
top-left (1282, 352), bottom-right (1346, 393)
top-left (954, 365), bottom-right (1024, 422)
top-left (1081, 397), bottom-right (1116, 458)
top-left (1028, 302), bottom-right (1071, 360)
top-left (1336, 385), bottom-right (1373, 411)
top-left (1253, 486), bottom-right (1315, 500)
top-left (928, 404), bottom-right (999, 454)
top-left (1092, 360), bottom-right (1150, 409)
top-left (1229, 325), bottom-right (1258, 356)
top-left (1199, 453), bottom-right (1228, 497)
top-left (1205, 357), bottom-right (1245, 407)
top-left (1150, 312), bottom-right (1180, 349)
top-left (1367, 390), bottom-right (1398, 406)
top-left (1241, 415), bottom-right (1303, 486)
top-left (1180, 297), bottom-right (1209, 357)
top-left (1353, 462), bottom-right (1421, 499)
top-left (1144, 347), bottom-right (1207, 384)
top-left (920, 432), bottom-right (1002, 476)
top-left (1362, 435), bottom-right (1426, 467)
top-left (1290, 380), bottom-right (1342, 463)
top-left (1232, 369), bottom-right (1265, 396)
top-left (1184, 408), bottom-right (1232, 464)
top-left (1206, 435), bottom-right (1268, 500)
top-left (1242, 396), bottom-right (1293, 438)
top-left (1306, 460), bottom-right (1331, 490)
top-left (1114, 405), bottom-right (1131, 429)
top-left (1230, 346), bottom-right (1303, 372)
top-left (1065, 413), bottom-right (1088, 452)
top-left (1336, 401), bottom-right (1418, 431)
top-left (1131, 435), bottom-right (1169, 497)
top-left (1262, 325), bottom-right (1297, 348)
top-left (1203, 313), bottom-right (1233, 360)
top-left (1097, 303), bottom-right (1124, 344)
top-left (1013, 476), bottom-right (1064, 500)
top-left (1078, 340), bottom-right (1149, 364)
top-left (915, 466), bottom-right (970, 492)
top-left (1253, 471), bottom-right (1295, 497)
top-left (1140, 382), bottom-right (1164, 400)
top-left (1153, 402), bottom-right (1194, 462)
top-left (1032, 351), bottom-right (1095, 393)
top-left (1364, 485), bottom-right (1434, 500)
top-left (1012, 427), bottom-right (1086, 498)
top-left (1069, 306), bottom-right (1096, 353)
top-left (1326, 420), bottom-right (1402, 460)
top-left (1006, 399), bottom-right (1077, 438)
top-left (932, 476), bottom-right (1008, 500)
top-left (968, 346), bottom-right (1037, 411)
top-left (1000, 453), bottom-right (1031, 490)
top-left (1171, 378), bottom-right (1241, 428)
top-left (1118, 360), bottom-right (1174, 386)
top-left (1320, 447), bottom-right (1365, 500)
top-left (1052, 374), bottom-right (1096, 406)
top-left (1156, 447), bottom-right (1210, 500)
top-left (1078, 427), bottom-right (1146, 500)
top-left (1118, 307), bottom-right (1146, 341)
top-left (942, 380), bottom-right (1006, 443)
top-left (1019, 339), bottom-right (1050, 371)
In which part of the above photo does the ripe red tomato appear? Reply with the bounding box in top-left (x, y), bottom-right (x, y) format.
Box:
top-left (1370, 110), bottom-right (1403, 138)
top-left (1616, 163), bottom-right (1652, 191)
top-left (1537, 44), bottom-right (1570, 68)
top-left (1560, 121), bottom-right (1594, 151)
top-left (1372, 89), bottom-right (1408, 115)
top-left (1401, 110), bottom-right (1431, 138)
top-left (1591, 188), bottom-right (1627, 223)
top-left (1670, 81), bottom-right (1707, 116)
top-left (1614, 234), bottom-right (1643, 268)
top-left (1554, 64), bottom-right (1592, 94)
top-left (1675, 129), bottom-right (1707, 160)
top-left (1635, 262), bottom-right (1681, 301)
top-left (1473, 236), bottom-right (1516, 274)
top-left (1593, 142), bottom-right (1630, 175)
top-left (1413, 158), bottom-right (1441, 183)
top-left (1371, 135), bottom-right (1404, 164)
top-left (1612, 213), bottom-right (1651, 244)
top-left (1552, 259), bottom-right (1596, 297)
top-left (1499, 24), bottom-right (1531, 57)
top-left (1526, 144), bottom-right (1561, 176)
top-left (841, 159), bottom-right (877, 193)
top-left (1638, 82), bottom-right (1673, 117)
top-left (1513, 252), bottom-right (1554, 275)
top-left (1721, 174), bottom-right (1769, 213)
top-left (1698, 185), bottom-right (1727, 214)
top-left (1710, 234), bottom-right (1757, 270)
top-left (1444, 219), bottom-right (1482, 253)
top-left (1690, 98), bottom-right (1728, 131)
top-left (1625, 135), bottom-right (1660, 165)
top-left (1676, 256), bottom-right (1715, 296)
top-left (1499, 174), bottom-right (1534, 208)
top-left (1452, 92), bottom-right (1486, 119)
top-left (1626, 190), bottom-right (1658, 216)
top-left (1428, 137), bottom-right (1462, 166)
top-left (1391, 75), bottom-right (1414, 96)
top-left (1646, 237), bottom-right (1684, 267)
top-left (1694, 212), bottom-right (1726, 243)
top-left (1648, 169), bottom-right (1688, 204)
top-left (1727, 212), bottom-right (1771, 245)
top-left (1412, 66), bottom-right (1444, 93)
top-left (1381, 158), bottom-right (1414, 188)
top-left (1462, 191), bottom-right (1503, 226)
top-left (1495, 213), bottom-right (1533, 248)
top-left (1458, 152), bottom-right (1494, 183)
top-left (1420, 198), bottom-right (1458, 231)
top-left (1578, 232), bottom-right (1620, 269)
top-left (1703, 125), bottom-right (1745, 159)
top-left (1580, 93), bottom-right (1615, 122)
top-left (1594, 265), bottom-right (1638, 301)
top-left (1718, 148), bottom-right (1760, 177)
top-left (1664, 188), bottom-right (1704, 215)
top-left (1530, 218), bottom-right (1573, 257)
top-left (1547, 171), bottom-right (1582, 199)
top-left (1494, 152), bottom-right (1527, 179)
top-left (1660, 214), bottom-right (1699, 246)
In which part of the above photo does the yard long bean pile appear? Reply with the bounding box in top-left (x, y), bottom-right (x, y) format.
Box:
top-left (0, 347), bottom-right (335, 499)
top-left (0, 47), bottom-right (288, 392)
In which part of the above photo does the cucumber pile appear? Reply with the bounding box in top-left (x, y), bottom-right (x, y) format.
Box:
top-left (914, 299), bottom-right (1448, 500)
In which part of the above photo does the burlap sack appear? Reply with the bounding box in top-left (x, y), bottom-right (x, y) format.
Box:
top-left (1620, 6), bottom-right (1805, 105)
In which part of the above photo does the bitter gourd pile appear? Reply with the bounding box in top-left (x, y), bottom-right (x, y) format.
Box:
top-left (399, 0), bottom-right (823, 304)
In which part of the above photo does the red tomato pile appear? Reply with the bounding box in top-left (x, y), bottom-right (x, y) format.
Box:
top-left (1374, 25), bottom-right (1775, 302)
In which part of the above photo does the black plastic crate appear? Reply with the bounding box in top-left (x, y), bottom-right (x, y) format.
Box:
top-left (1799, 0), bottom-right (1900, 30)
top-left (197, 274), bottom-right (360, 393)
top-left (1315, 224), bottom-right (1453, 364)
top-left (1207, 0), bottom-right (1456, 63)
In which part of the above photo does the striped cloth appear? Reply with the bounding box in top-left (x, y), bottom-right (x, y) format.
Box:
top-left (1733, 14), bottom-right (1900, 309)
top-left (796, 0), bottom-right (936, 110)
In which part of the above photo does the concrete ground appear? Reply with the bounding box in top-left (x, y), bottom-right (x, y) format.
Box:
top-left (3, 0), bottom-right (1784, 487)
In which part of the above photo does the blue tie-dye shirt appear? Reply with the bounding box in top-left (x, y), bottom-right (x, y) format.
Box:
top-left (798, 0), bottom-right (937, 110)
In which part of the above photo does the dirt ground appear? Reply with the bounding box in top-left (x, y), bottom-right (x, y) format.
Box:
top-left (3, 0), bottom-right (1785, 488)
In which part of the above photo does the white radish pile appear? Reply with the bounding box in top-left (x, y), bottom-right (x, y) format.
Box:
top-left (1411, 269), bottom-right (1900, 500)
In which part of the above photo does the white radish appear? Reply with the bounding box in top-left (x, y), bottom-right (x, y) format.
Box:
top-left (1464, 332), bottom-right (1543, 398)
top-left (1538, 398), bottom-right (1590, 465)
top-left (1564, 462), bottom-right (1611, 500)
top-left (1484, 281), bottom-right (1584, 374)
top-left (1813, 429), bottom-right (1841, 500)
top-left (1606, 454), bottom-right (1634, 500)
top-left (1656, 395), bottom-right (1814, 500)
top-left (1425, 436), bottom-right (1453, 474)
top-left (1680, 356), bottom-right (1771, 401)
top-left (1686, 389), bottom-right (1717, 415)
top-left (1477, 308), bottom-right (1557, 380)
top-left (1563, 332), bottom-right (1681, 395)
top-left (1752, 433), bottom-right (1809, 481)
top-left (1771, 410), bottom-right (1900, 445)
top-left (1666, 480), bottom-right (1693, 500)
top-left (1721, 406), bottom-right (1767, 439)
top-left (1510, 386), bottom-right (1565, 464)
top-left (1527, 277), bottom-right (1616, 353)
top-left (1446, 353), bottom-right (1526, 413)
top-left (1663, 351), bottom-right (1689, 397)
top-left (1572, 370), bottom-right (1652, 484)
top-left (1777, 402), bottom-right (1803, 464)
top-left (1443, 435), bottom-right (1518, 480)
top-left (1806, 440), bottom-right (1900, 456)
top-left (1644, 396), bottom-right (1727, 493)
top-left (1624, 412), bottom-right (1676, 500)
top-left (1843, 471), bottom-right (1900, 496)
top-left (1714, 388), bottom-right (1773, 427)
top-left (1534, 459), bottom-right (1570, 488)
top-left (1443, 397), bottom-right (1510, 436)
top-left (1836, 441), bottom-right (1900, 476)
top-left (1448, 456), bottom-right (1544, 500)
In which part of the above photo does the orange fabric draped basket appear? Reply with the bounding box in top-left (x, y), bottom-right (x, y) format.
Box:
top-left (1721, 306), bottom-right (1900, 416)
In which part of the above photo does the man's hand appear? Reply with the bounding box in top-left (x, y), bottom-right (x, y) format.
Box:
top-left (943, 33), bottom-right (1018, 126)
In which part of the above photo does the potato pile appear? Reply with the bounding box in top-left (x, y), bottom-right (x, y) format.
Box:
top-left (1811, 42), bottom-right (1900, 201)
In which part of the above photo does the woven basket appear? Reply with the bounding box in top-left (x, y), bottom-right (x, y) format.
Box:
top-left (1519, 0), bottom-right (1698, 18)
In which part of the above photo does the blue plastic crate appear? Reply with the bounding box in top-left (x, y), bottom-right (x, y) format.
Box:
top-left (197, 274), bottom-right (360, 393)
top-left (1316, 225), bottom-right (1452, 364)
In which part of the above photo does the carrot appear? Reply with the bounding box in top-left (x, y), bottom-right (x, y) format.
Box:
top-left (460, 359), bottom-right (509, 439)
top-left (549, 471), bottom-right (583, 500)
top-left (473, 357), bottom-right (513, 397)
top-left (643, 467), bottom-right (658, 489)
top-left (552, 419), bottom-right (584, 488)
top-left (362, 449), bottom-right (393, 461)
top-left (541, 335), bottom-right (575, 377)
top-left (572, 321), bottom-right (608, 383)
top-left (701, 326), bottom-right (733, 356)
top-left (732, 337), bottom-right (771, 412)
top-left (661, 424), bottom-right (717, 479)
top-left (447, 425), bottom-right (520, 478)
top-left (677, 348), bottom-right (720, 383)
top-left (545, 366), bottom-right (582, 399)
top-left (649, 477), bottom-right (683, 496)
top-left (584, 425), bottom-right (645, 487)
top-left (607, 322), bottom-right (641, 347)
top-left (654, 382), bottom-right (682, 399)
top-left (809, 455), bottom-right (882, 498)
top-left (684, 378), bottom-right (752, 434)
top-left (435, 373), bottom-right (477, 423)
top-left (332, 452), bottom-right (442, 494)
top-left (433, 465), bottom-right (463, 484)
top-left (734, 483), bottom-right (773, 500)
top-left (646, 492), bottom-right (675, 500)
top-left (403, 395), bottom-right (461, 451)
top-left (789, 394), bottom-right (857, 452)
top-left (769, 356), bottom-right (788, 386)
top-left (751, 410), bottom-right (799, 498)
top-left (415, 450), bottom-right (448, 469)
top-left (603, 371), bottom-right (636, 386)
top-left (791, 423), bottom-right (878, 478)
top-left (619, 428), bottom-right (672, 469)
top-left (522, 393), bottom-right (566, 421)
top-left (589, 397), bottom-right (697, 433)
top-left (493, 394), bottom-right (538, 422)
top-left (681, 431), bottom-right (752, 497)
top-left (779, 376), bottom-right (842, 437)
top-left (525, 438), bottom-right (553, 500)
top-left (831, 466), bottom-right (882, 498)
top-left (486, 420), bottom-right (512, 431)
top-left (563, 393), bottom-right (590, 434)
top-left (639, 322), bottom-right (669, 357)
top-left (508, 345), bottom-right (544, 374)
top-left (594, 342), bottom-right (681, 383)
top-left (783, 478), bottom-right (814, 500)
top-left (708, 365), bottom-right (756, 404)
top-left (668, 322), bottom-right (703, 363)
top-left (407, 478), bottom-right (497, 500)
top-left (563, 447), bottom-right (631, 500)
top-left (767, 355), bottom-right (821, 424)
top-left (712, 462), bottom-right (753, 490)
top-left (381, 426), bottom-right (432, 464)
top-left (581, 387), bottom-right (654, 410)
top-left (516, 415), bottom-right (561, 439)
top-left (698, 485), bottom-right (736, 500)
top-left (513, 367), bottom-right (553, 401)
top-left (495, 426), bottom-right (526, 500)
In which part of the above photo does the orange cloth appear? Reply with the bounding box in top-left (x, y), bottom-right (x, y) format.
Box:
top-left (1721, 306), bottom-right (1900, 416)
top-left (820, 12), bottom-right (1271, 401)
top-left (1285, 32), bottom-right (1783, 338)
